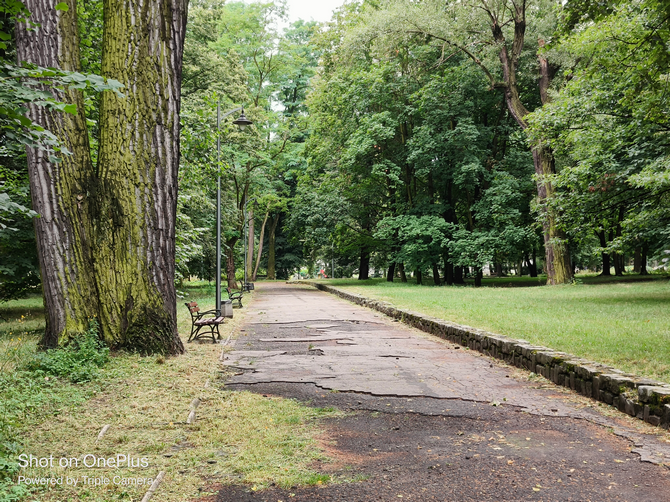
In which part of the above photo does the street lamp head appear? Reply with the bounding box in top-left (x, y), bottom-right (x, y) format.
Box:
top-left (233, 109), bottom-right (253, 131)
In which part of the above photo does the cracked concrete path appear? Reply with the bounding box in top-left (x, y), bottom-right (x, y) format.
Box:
top-left (216, 282), bottom-right (670, 501)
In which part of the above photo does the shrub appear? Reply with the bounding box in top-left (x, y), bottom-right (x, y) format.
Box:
top-left (23, 319), bottom-right (109, 383)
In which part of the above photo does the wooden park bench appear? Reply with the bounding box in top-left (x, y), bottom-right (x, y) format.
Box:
top-left (184, 302), bottom-right (224, 343)
top-left (226, 287), bottom-right (244, 308)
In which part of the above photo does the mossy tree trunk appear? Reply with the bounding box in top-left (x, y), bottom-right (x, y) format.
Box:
top-left (421, 4), bottom-right (573, 284)
top-left (92, 0), bottom-right (187, 354)
top-left (17, 0), bottom-right (187, 355)
top-left (16, 0), bottom-right (100, 348)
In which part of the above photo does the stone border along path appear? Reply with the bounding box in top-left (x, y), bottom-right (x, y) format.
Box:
top-left (306, 282), bottom-right (670, 430)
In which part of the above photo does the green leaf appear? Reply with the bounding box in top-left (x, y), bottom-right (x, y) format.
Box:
top-left (54, 2), bottom-right (69, 12)
top-left (62, 103), bottom-right (77, 114)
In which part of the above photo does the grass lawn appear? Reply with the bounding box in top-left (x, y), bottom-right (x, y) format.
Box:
top-left (0, 283), bottom-right (338, 501)
top-left (321, 274), bottom-right (670, 383)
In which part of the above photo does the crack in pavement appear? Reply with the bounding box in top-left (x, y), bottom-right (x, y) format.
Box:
top-left (222, 282), bottom-right (670, 470)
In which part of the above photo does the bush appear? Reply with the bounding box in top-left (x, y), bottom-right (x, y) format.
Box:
top-left (23, 319), bottom-right (109, 383)
top-left (0, 319), bottom-right (109, 499)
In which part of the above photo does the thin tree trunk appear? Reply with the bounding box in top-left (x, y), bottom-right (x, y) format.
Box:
top-left (614, 209), bottom-right (624, 276)
top-left (525, 252), bottom-right (538, 278)
top-left (453, 266), bottom-right (465, 284)
top-left (398, 262), bottom-right (407, 283)
top-left (530, 250), bottom-right (538, 277)
top-left (93, 0), bottom-right (187, 354)
top-left (246, 207), bottom-right (254, 282)
top-left (386, 262), bottom-right (395, 282)
top-left (358, 246), bottom-right (370, 280)
top-left (432, 262), bottom-right (441, 286)
top-left (640, 246), bottom-right (648, 275)
top-left (474, 268), bottom-right (483, 287)
top-left (252, 211), bottom-right (269, 281)
top-left (597, 231), bottom-right (611, 275)
top-left (443, 253), bottom-right (453, 285)
top-left (225, 237), bottom-right (238, 289)
top-left (633, 246), bottom-right (642, 274)
top-left (266, 214), bottom-right (279, 280)
top-left (416, 269), bottom-right (422, 285)
top-left (16, 0), bottom-right (100, 348)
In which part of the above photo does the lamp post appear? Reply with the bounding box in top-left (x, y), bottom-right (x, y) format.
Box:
top-left (215, 100), bottom-right (253, 315)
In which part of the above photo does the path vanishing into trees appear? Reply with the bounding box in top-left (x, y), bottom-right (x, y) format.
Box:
top-left (217, 282), bottom-right (670, 501)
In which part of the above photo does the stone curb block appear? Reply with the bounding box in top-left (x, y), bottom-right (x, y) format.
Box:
top-left (308, 282), bottom-right (670, 429)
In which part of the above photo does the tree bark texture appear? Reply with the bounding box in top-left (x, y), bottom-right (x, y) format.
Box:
top-left (17, 0), bottom-right (187, 355)
top-left (93, 0), bottom-right (187, 354)
top-left (16, 0), bottom-right (100, 348)
top-left (266, 214), bottom-right (279, 280)
top-left (490, 10), bottom-right (572, 284)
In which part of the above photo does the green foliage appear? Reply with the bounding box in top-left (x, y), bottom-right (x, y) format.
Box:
top-left (0, 64), bottom-right (123, 157)
top-left (0, 315), bottom-right (106, 500)
top-left (23, 319), bottom-right (109, 383)
top-left (527, 0), bottom-right (670, 264)
top-left (296, 2), bottom-right (542, 279)
top-left (0, 162), bottom-right (39, 303)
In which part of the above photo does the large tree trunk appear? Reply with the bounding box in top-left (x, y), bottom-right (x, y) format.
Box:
top-left (253, 210), bottom-right (269, 281)
top-left (488, 11), bottom-right (572, 284)
top-left (266, 213), bottom-right (279, 280)
top-left (93, 0), bottom-right (187, 354)
top-left (16, 0), bottom-right (100, 348)
top-left (415, 269), bottom-right (422, 285)
top-left (358, 246), bottom-right (370, 280)
top-left (532, 145), bottom-right (572, 285)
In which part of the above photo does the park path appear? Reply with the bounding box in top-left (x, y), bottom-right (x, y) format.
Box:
top-left (216, 282), bottom-right (670, 501)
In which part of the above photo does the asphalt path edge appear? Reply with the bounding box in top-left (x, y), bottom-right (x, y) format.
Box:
top-left (297, 281), bottom-right (670, 431)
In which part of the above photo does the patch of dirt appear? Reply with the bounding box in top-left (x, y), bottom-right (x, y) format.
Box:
top-left (213, 383), bottom-right (670, 501)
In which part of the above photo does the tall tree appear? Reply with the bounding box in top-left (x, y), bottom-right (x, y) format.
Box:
top-left (93, 0), bottom-right (187, 353)
top-left (15, 0), bottom-right (187, 354)
top-left (359, 0), bottom-right (573, 284)
top-left (16, 0), bottom-right (100, 347)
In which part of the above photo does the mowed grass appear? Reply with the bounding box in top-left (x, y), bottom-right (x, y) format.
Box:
top-left (1, 283), bottom-right (340, 501)
top-left (324, 275), bottom-right (670, 382)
